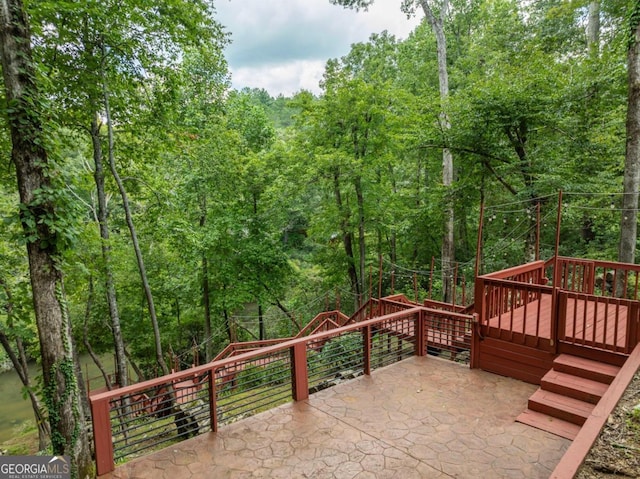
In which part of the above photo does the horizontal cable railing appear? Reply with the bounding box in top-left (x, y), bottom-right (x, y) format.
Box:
top-left (91, 305), bottom-right (475, 475)
top-left (307, 331), bottom-right (364, 393)
top-left (216, 349), bottom-right (293, 424)
top-left (370, 314), bottom-right (416, 371)
top-left (422, 309), bottom-right (474, 362)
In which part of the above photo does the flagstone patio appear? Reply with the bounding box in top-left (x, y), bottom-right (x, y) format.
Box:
top-left (102, 356), bottom-right (570, 478)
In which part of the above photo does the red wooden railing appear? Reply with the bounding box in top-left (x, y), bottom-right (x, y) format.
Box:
top-left (475, 260), bottom-right (553, 348)
top-left (476, 257), bottom-right (640, 354)
top-left (91, 305), bottom-right (476, 476)
top-left (557, 292), bottom-right (640, 353)
top-left (550, 257), bottom-right (640, 300)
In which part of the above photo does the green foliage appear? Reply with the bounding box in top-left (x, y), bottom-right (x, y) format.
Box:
top-left (0, 0), bottom-right (634, 411)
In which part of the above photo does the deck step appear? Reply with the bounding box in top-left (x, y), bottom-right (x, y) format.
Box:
top-left (516, 409), bottom-right (581, 440)
top-left (541, 370), bottom-right (608, 404)
top-left (553, 354), bottom-right (620, 384)
top-left (528, 389), bottom-right (595, 425)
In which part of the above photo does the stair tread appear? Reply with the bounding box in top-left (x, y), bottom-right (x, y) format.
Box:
top-left (529, 389), bottom-right (595, 417)
top-left (554, 354), bottom-right (620, 378)
top-left (516, 409), bottom-right (581, 440)
top-left (542, 370), bottom-right (609, 402)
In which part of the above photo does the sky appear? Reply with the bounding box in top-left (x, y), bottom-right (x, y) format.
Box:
top-left (214, 0), bottom-right (422, 97)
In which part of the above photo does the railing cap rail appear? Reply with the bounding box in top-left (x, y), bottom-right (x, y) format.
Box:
top-left (91, 303), bottom-right (475, 404)
top-left (479, 260), bottom-right (546, 280)
top-left (481, 276), bottom-right (553, 291)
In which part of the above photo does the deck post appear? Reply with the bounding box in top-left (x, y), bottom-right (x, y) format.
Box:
top-left (91, 397), bottom-right (115, 476)
top-left (550, 286), bottom-right (557, 352)
top-left (470, 313), bottom-right (480, 368)
top-left (291, 342), bottom-right (309, 401)
top-left (363, 326), bottom-right (372, 375)
top-left (209, 368), bottom-right (218, 432)
top-left (628, 303), bottom-right (640, 353)
top-left (416, 310), bottom-right (426, 357)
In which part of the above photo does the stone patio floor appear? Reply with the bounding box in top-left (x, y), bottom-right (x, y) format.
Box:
top-left (102, 356), bottom-right (570, 478)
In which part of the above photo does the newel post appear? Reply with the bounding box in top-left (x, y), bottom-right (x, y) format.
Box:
top-left (363, 326), bottom-right (372, 375)
top-left (416, 310), bottom-right (426, 357)
top-left (291, 342), bottom-right (309, 401)
top-left (209, 368), bottom-right (218, 432)
top-left (91, 397), bottom-right (114, 476)
top-left (470, 313), bottom-right (480, 369)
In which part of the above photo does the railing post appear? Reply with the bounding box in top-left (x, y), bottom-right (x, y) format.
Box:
top-left (209, 368), bottom-right (218, 432)
top-left (551, 287), bottom-right (560, 353)
top-left (291, 342), bottom-right (309, 401)
top-left (470, 313), bottom-right (480, 369)
top-left (627, 303), bottom-right (640, 353)
top-left (363, 326), bottom-right (371, 375)
top-left (474, 276), bottom-right (484, 330)
top-left (91, 397), bottom-right (114, 476)
top-left (415, 310), bottom-right (426, 357)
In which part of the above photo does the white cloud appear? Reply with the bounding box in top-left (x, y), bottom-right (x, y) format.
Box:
top-left (215, 0), bottom-right (422, 96)
top-left (230, 60), bottom-right (327, 97)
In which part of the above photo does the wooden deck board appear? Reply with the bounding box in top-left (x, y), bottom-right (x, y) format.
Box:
top-left (486, 293), bottom-right (630, 351)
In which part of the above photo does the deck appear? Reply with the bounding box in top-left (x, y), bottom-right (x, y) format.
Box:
top-left (475, 257), bottom-right (640, 385)
top-left (486, 293), bottom-right (629, 350)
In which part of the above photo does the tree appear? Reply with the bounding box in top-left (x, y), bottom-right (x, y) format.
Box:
top-left (618, 2), bottom-right (640, 265)
top-left (0, 276), bottom-right (51, 450)
top-left (331, 0), bottom-right (456, 302)
top-left (0, 0), bottom-right (91, 475)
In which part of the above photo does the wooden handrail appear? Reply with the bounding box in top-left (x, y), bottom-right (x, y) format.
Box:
top-left (480, 260), bottom-right (546, 280)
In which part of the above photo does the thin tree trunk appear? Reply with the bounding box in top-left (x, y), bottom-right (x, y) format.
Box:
top-left (0, 1), bottom-right (92, 473)
top-left (354, 176), bottom-right (366, 301)
top-left (99, 41), bottom-right (169, 376)
top-left (587, 1), bottom-right (600, 53)
top-left (90, 115), bottom-right (128, 388)
top-left (199, 191), bottom-right (213, 362)
top-left (0, 331), bottom-right (51, 449)
top-left (0, 280), bottom-right (50, 450)
top-left (619, 7), bottom-right (640, 267)
top-left (333, 167), bottom-right (360, 304)
top-left (83, 276), bottom-right (112, 391)
top-left (124, 347), bottom-right (145, 382)
top-left (202, 255), bottom-right (212, 361)
top-left (258, 303), bottom-right (265, 340)
top-left (420, 0), bottom-right (455, 303)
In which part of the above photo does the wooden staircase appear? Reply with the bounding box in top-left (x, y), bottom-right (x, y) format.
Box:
top-left (516, 354), bottom-right (620, 440)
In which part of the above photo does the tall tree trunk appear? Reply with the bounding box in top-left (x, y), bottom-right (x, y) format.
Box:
top-left (90, 115), bottom-right (128, 388)
top-left (333, 167), bottom-right (360, 304)
top-left (83, 276), bottom-right (113, 391)
top-left (354, 175), bottom-right (366, 301)
top-left (200, 198), bottom-right (213, 362)
top-left (505, 121), bottom-right (538, 263)
top-left (587, 1), bottom-right (600, 53)
top-left (202, 255), bottom-right (212, 361)
top-left (619, 6), bottom-right (640, 266)
top-left (0, 1), bottom-right (92, 474)
top-left (420, 0), bottom-right (455, 303)
top-left (99, 42), bottom-right (169, 376)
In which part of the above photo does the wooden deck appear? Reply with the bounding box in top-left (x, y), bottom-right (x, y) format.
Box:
top-left (486, 293), bottom-right (629, 351)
